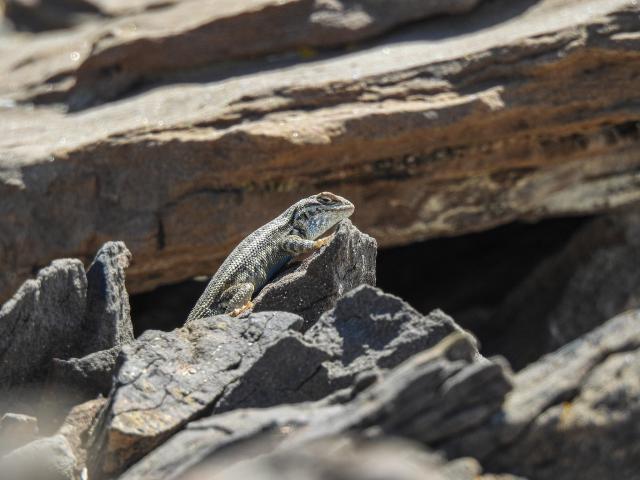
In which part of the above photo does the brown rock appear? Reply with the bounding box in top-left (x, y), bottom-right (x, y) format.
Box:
top-left (1, 0), bottom-right (639, 304)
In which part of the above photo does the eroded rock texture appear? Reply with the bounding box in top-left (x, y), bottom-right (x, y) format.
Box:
top-left (92, 285), bottom-right (473, 475)
top-left (1, 0), bottom-right (639, 303)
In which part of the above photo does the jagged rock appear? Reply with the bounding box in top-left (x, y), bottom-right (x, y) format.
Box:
top-left (0, 434), bottom-right (78, 480)
top-left (93, 285), bottom-right (476, 475)
top-left (252, 219), bottom-right (377, 329)
top-left (0, 242), bottom-right (133, 396)
top-left (0, 259), bottom-right (88, 391)
top-left (452, 309), bottom-right (640, 480)
top-left (89, 311), bottom-right (319, 475)
top-left (82, 241), bottom-right (133, 354)
top-left (1, 1), bottom-right (639, 304)
top-left (119, 333), bottom-right (511, 480)
top-left (0, 413), bottom-right (39, 454)
top-left (487, 206), bottom-right (640, 369)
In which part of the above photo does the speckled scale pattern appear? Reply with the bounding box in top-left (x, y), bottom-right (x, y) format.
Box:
top-left (186, 193), bottom-right (354, 323)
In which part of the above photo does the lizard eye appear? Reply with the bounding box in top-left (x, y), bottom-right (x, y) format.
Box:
top-left (317, 195), bottom-right (332, 205)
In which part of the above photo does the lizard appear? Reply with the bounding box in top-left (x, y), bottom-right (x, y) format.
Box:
top-left (185, 192), bottom-right (355, 324)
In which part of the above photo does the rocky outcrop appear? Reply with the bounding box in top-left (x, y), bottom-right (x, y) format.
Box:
top-left (453, 309), bottom-right (640, 479)
top-left (119, 332), bottom-right (510, 480)
top-left (1, 0), bottom-right (640, 304)
top-left (0, 241), bottom-right (133, 405)
top-left (253, 219), bottom-right (377, 329)
top-left (0, 435), bottom-right (78, 480)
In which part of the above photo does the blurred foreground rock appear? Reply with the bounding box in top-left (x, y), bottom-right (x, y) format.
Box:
top-left (1, 0), bottom-right (640, 303)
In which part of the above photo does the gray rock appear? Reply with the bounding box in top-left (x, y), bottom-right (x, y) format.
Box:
top-left (0, 241), bottom-right (134, 417)
top-left (0, 413), bottom-right (39, 455)
top-left (0, 434), bottom-right (78, 480)
top-left (119, 333), bottom-right (511, 480)
top-left (89, 311), bottom-right (317, 475)
top-left (0, 259), bottom-right (88, 391)
top-left (253, 219), bottom-right (377, 330)
top-left (454, 309), bottom-right (640, 480)
top-left (49, 346), bottom-right (121, 400)
top-left (82, 241), bottom-right (134, 354)
top-left (95, 285), bottom-right (478, 476)
top-left (301, 284), bottom-right (474, 395)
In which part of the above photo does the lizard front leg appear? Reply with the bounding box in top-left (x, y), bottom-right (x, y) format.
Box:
top-left (281, 234), bottom-right (334, 256)
top-left (218, 283), bottom-right (255, 317)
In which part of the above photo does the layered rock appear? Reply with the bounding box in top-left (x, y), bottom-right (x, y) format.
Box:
top-left (1, 0), bottom-right (640, 304)
top-left (119, 332), bottom-right (511, 480)
top-left (454, 309), bottom-right (640, 479)
top-left (91, 285), bottom-right (471, 475)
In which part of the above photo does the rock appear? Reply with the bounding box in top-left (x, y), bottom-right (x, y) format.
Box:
top-left (119, 332), bottom-right (511, 480)
top-left (57, 398), bottom-right (106, 476)
top-left (0, 241), bottom-right (133, 408)
top-left (92, 285), bottom-right (475, 475)
top-left (0, 258), bottom-right (88, 391)
top-left (199, 436), bottom-right (487, 480)
top-left (1, 1), bottom-right (639, 303)
top-left (252, 219), bottom-right (377, 330)
top-left (89, 311), bottom-right (317, 475)
top-left (49, 346), bottom-right (120, 405)
top-left (453, 309), bottom-right (640, 480)
top-left (81, 241), bottom-right (133, 354)
top-left (0, 434), bottom-right (78, 480)
top-left (487, 207), bottom-right (640, 369)
top-left (0, 413), bottom-right (39, 454)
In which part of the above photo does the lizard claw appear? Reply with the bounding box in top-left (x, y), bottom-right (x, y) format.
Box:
top-left (230, 300), bottom-right (254, 317)
top-left (313, 234), bottom-right (334, 249)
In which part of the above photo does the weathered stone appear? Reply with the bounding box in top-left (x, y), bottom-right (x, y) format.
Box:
top-left (49, 346), bottom-right (120, 405)
top-left (0, 241), bottom-right (133, 396)
top-left (252, 219), bottom-right (377, 329)
top-left (119, 333), bottom-right (511, 480)
top-left (0, 413), bottom-right (39, 454)
top-left (1, 1), bottom-right (639, 304)
top-left (487, 206), bottom-right (640, 369)
top-left (57, 398), bottom-right (106, 476)
top-left (0, 434), bottom-right (78, 480)
top-left (82, 241), bottom-right (133, 354)
top-left (0, 259), bottom-right (88, 391)
top-left (89, 311), bottom-right (317, 475)
top-left (453, 309), bottom-right (640, 480)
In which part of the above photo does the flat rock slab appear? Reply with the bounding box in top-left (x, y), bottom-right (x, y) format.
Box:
top-left (252, 219), bottom-right (377, 329)
top-left (1, 1), bottom-right (639, 303)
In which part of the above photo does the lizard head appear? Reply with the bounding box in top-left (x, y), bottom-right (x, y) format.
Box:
top-left (291, 192), bottom-right (355, 239)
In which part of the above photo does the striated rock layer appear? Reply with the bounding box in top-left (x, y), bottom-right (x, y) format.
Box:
top-left (1, 0), bottom-right (640, 305)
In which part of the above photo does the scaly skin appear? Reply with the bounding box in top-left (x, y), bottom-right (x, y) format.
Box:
top-left (185, 192), bottom-right (355, 323)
